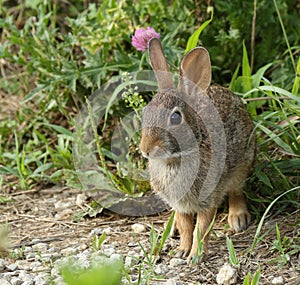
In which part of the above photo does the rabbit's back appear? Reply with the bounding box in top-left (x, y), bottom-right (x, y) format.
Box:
top-left (207, 86), bottom-right (256, 169)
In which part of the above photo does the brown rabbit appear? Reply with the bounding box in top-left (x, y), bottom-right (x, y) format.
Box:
top-left (139, 38), bottom-right (255, 260)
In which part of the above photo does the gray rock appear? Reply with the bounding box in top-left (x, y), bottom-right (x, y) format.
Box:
top-left (131, 223), bottom-right (146, 233)
top-left (0, 258), bottom-right (5, 270)
top-left (48, 247), bottom-right (59, 253)
top-left (124, 255), bottom-right (139, 269)
top-left (32, 243), bottom-right (48, 252)
top-left (271, 276), bottom-right (284, 284)
top-left (169, 257), bottom-right (186, 267)
top-left (19, 271), bottom-right (33, 282)
top-left (110, 253), bottom-right (123, 262)
top-left (154, 264), bottom-right (169, 275)
top-left (54, 200), bottom-right (72, 210)
top-left (23, 281), bottom-right (34, 285)
top-left (34, 273), bottom-right (49, 285)
top-left (89, 228), bottom-right (102, 236)
top-left (6, 264), bottom-right (18, 272)
top-left (61, 247), bottom-right (78, 256)
top-left (0, 279), bottom-right (12, 285)
top-left (216, 263), bottom-right (237, 285)
top-left (10, 277), bottom-right (22, 285)
top-left (102, 245), bottom-right (115, 257)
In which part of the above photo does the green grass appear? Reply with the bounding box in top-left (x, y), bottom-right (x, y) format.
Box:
top-left (0, 0), bottom-right (299, 283)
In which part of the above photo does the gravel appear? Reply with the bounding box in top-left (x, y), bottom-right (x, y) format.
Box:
top-left (0, 238), bottom-right (122, 285)
top-left (1, 188), bottom-right (298, 284)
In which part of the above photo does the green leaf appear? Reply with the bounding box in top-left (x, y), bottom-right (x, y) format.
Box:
top-left (243, 273), bottom-right (251, 285)
top-left (226, 235), bottom-right (239, 267)
top-left (184, 7), bottom-right (214, 54)
top-left (251, 269), bottom-right (261, 285)
top-left (229, 63), bottom-right (240, 91)
top-left (254, 165), bottom-right (274, 189)
top-left (257, 124), bottom-right (293, 153)
top-left (252, 63), bottom-right (273, 88)
top-left (43, 123), bottom-right (74, 138)
top-left (22, 84), bottom-right (48, 104)
top-left (158, 211), bottom-right (175, 253)
top-left (242, 41), bottom-right (252, 91)
top-left (292, 56), bottom-right (300, 95)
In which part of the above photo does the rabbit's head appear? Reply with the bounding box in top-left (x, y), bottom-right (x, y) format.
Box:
top-left (139, 38), bottom-right (212, 160)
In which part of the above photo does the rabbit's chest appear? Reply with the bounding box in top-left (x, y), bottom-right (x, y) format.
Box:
top-left (148, 157), bottom-right (210, 213)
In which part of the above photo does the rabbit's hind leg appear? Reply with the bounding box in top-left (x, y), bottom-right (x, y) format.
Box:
top-left (174, 211), bottom-right (194, 258)
top-left (228, 187), bottom-right (251, 232)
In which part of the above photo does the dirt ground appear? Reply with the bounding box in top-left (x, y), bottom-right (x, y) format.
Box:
top-left (1, 186), bottom-right (299, 284)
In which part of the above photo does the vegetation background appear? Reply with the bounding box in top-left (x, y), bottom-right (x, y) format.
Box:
top-left (0, 0), bottom-right (299, 283)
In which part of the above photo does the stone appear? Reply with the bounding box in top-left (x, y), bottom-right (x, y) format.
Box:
top-left (124, 255), bottom-right (139, 269)
top-left (110, 253), bottom-right (123, 262)
top-left (169, 257), bottom-right (186, 267)
top-left (32, 243), bottom-right (48, 252)
top-left (6, 263), bottom-right (18, 271)
top-left (10, 277), bottom-right (22, 285)
top-left (216, 263), bottom-right (237, 285)
top-left (0, 279), bottom-right (12, 285)
top-left (34, 273), bottom-right (49, 285)
top-left (102, 246), bottom-right (115, 257)
top-left (89, 228), bottom-right (102, 236)
top-left (131, 223), bottom-right (146, 233)
top-left (271, 276), bottom-right (284, 284)
top-left (61, 247), bottom-right (78, 256)
top-left (76, 193), bottom-right (86, 206)
top-left (54, 201), bottom-right (72, 210)
top-left (0, 258), bottom-right (5, 270)
top-left (154, 264), bottom-right (168, 275)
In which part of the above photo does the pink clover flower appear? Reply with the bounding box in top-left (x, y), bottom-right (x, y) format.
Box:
top-left (132, 27), bottom-right (160, 52)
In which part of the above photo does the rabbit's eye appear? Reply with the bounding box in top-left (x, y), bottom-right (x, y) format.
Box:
top-left (170, 111), bottom-right (182, 125)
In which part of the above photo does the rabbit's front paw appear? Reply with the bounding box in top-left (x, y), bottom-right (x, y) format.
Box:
top-left (174, 247), bottom-right (190, 258)
top-left (174, 238), bottom-right (192, 258)
top-left (228, 209), bottom-right (251, 232)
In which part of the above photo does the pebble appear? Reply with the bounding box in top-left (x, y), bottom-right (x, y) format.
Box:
top-left (54, 200), bottom-right (72, 210)
top-left (271, 276), bottom-right (284, 284)
top-left (89, 228), bottom-right (102, 236)
top-left (32, 242), bottom-right (48, 252)
top-left (0, 258), bottom-right (5, 270)
top-left (131, 223), bottom-right (146, 233)
top-left (124, 255), bottom-right (139, 269)
top-left (61, 247), bottom-right (78, 256)
top-left (169, 257), bottom-right (186, 267)
top-left (0, 279), bottom-right (12, 285)
top-left (216, 263), bottom-right (237, 285)
top-left (102, 246), bottom-right (115, 257)
top-left (6, 264), bottom-right (18, 272)
top-left (10, 277), bottom-right (22, 285)
top-left (154, 264), bottom-right (168, 275)
top-left (76, 193), bottom-right (87, 206)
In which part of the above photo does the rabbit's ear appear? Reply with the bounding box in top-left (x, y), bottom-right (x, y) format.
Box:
top-left (179, 47), bottom-right (211, 94)
top-left (148, 38), bottom-right (174, 90)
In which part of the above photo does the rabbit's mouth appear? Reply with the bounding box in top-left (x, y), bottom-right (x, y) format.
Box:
top-left (141, 145), bottom-right (172, 160)
top-left (141, 146), bottom-right (199, 160)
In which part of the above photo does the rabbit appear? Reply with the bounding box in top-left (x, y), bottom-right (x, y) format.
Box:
top-left (139, 38), bottom-right (256, 260)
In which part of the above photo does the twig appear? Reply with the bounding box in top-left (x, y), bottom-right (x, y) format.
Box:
top-left (245, 96), bottom-right (293, 102)
top-left (11, 237), bottom-right (65, 248)
top-left (10, 188), bottom-right (40, 196)
top-left (250, 0), bottom-right (257, 73)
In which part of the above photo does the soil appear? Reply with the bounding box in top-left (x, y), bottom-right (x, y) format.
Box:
top-left (1, 186), bottom-right (299, 284)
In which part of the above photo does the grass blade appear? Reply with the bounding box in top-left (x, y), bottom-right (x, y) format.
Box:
top-left (184, 7), bottom-right (214, 54)
top-left (250, 186), bottom-right (300, 252)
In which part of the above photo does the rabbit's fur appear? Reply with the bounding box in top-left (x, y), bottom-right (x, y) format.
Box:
top-left (139, 38), bottom-right (256, 260)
